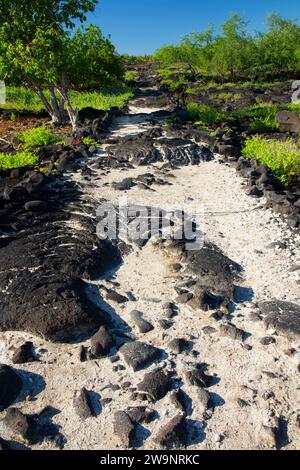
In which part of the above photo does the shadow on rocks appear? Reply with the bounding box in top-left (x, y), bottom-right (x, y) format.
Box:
top-left (131, 424), bottom-right (152, 449)
top-left (209, 392), bottom-right (226, 408)
top-left (186, 419), bottom-right (206, 446)
top-left (37, 406), bottom-right (66, 449)
top-left (87, 391), bottom-right (102, 417)
top-left (233, 286), bottom-right (255, 303)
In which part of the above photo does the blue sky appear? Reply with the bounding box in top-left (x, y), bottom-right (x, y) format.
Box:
top-left (84, 0), bottom-right (300, 55)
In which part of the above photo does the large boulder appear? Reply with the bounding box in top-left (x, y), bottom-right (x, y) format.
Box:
top-left (0, 269), bottom-right (109, 342)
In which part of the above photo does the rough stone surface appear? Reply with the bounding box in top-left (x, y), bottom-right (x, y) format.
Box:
top-left (137, 368), bottom-right (172, 401)
top-left (154, 414), bottom-right (187, 448)
top-left (12, 341), bottom-right (36, 364)
top-left (113, 411), bottom-right (135, 448)
top-left (73, 388), bottom-right (95, 419)
top-left (0, 270), bottom-right (109, 342)
top-left (90, 326), bottom-right (115, 358)
top-left (259, 301), bottom-right (300, 339)
top-left (168, 338), bottom-right (190, 354)
top-left (129, 310), bottom-right (154, 334)
top-left (170, 389), bottom-right (189, 415)
top-left (3, 408), bottom-right (38, 444)
top-left (219, 323), bottom-right (246, 342)
top-left (184, 367), bottom-right (212, 388)
top-left (125, 406), bottom-right (155, 424)
top-left (120, 341), bottom-right (163, 371)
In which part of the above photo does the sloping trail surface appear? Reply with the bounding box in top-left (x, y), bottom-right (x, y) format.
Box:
top-left (0, 80), bottom-right (299, 450)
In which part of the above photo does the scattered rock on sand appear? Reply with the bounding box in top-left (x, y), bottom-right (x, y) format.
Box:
top-left (125, 406), bottom-right (155, 424)
top-left (158, 319), bottom-right (173, 330)
top-left (176, 292), bottom-right (193, 304)
top-left (129, 310), bottom-right (154, 333)
top-left (202, 326), bottom-right (217, 335)
top-left (260, 336), bottom-right (276, 346)
top-left (12, 341), bottom-right (36, 364)
top-left (3, 407), bottom-right (38, 444)
top-left (196, 388), bottom-right (212, 413)
top-left (120, 341), bottom-right (163, 371)
top-left (113, 411), bottom-right (135, 448)
top-left (168, 338), bottom-right (190, 354)
top-left (184, 366), bottom-right (212, 388)
top-left (90, 326), bottom-right (115, 358)
top-left (137, 368), bottom-right (172, 402)
top-left (105, 289), bottom-right (128, 304)
top-left (73, 388), bottom-right (95, 419)
top-left (163, 302), bottom-right (178, 319)
top-left (154, 414), bottom-right (187, 448)
top-left (219, 323), bottom-right (246, 342)
top-left (0, 364), bottom-right (23, 412)
top-left (259, 301), bottom-right (300, 339)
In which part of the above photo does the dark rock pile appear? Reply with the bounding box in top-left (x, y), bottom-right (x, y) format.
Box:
top-left (0, 150), bottom-right (122, 341)
top-left (157, 237), bottom-right (243, 310)
top-left (236, 157), bottom-right (300, 228)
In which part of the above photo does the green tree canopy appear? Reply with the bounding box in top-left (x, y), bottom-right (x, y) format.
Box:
top-left (154, 12), bottom-right (300, 83)
top-left (0, 1), bottom-right (123, 130)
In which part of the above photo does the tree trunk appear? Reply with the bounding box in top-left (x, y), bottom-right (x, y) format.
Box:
top-left (56, 80), bottom-right (79, 132)
top-left (31, 82), bottom-right (64, 126)
top-left (31, 79), bottom-right (77, 129)
top-left (48, 85), bottom-right (65, 126)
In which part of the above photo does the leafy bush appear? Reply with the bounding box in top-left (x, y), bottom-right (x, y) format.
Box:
top-left (82, 137), bottom-right (100, 146)
top-left (242, 136), bottom-right (300, 186)
top-left (0, 151), bottom-right (39, 170)
top-left (17, 126), bottom-right (60, 148)
top-left (124, 70), bottom-right (138, 82)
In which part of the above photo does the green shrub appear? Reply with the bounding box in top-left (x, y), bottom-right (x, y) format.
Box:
top-left (187, 103), bottom-right (228, 126)
top-left (124, 70), bottom-right (138, 82)
top-left (0, 151), bottom-right (39, 170)
top-left (160, 77), bottom-right (188, 91)
top-left (17, 125), bottom-right (60, 148)
top-left (82, 137), bottom-right (100, 146)
top-left (187, 101), bottom-right (300, 132)
top-left (242, 136), bottom-right (300, 186)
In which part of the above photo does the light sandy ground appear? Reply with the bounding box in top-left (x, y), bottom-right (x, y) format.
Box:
top-left (0, 96), bottom-right (299, 450)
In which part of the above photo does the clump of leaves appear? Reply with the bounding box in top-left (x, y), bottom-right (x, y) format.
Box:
top-left (124, 70), bottom-right (138, 82)
top-left (242, 136), bottom-right (300, 186)
top-left (17, 125), bottom-right (60, 148)
top-left (82, 137), bottom-right (100, 146)
top-left (0, 151), bottom-right (39, 170)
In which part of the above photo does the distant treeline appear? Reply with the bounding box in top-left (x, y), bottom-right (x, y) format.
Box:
top-left (153, 14), bottom-right (300, 83)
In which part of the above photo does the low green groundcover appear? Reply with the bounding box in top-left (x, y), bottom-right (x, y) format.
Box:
top-left (0, 151), bottom-right (39, 170)
top-left (242, 136), bottom-right (300, 186)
